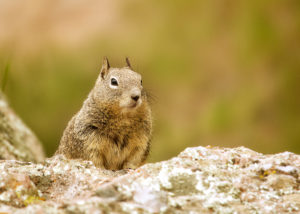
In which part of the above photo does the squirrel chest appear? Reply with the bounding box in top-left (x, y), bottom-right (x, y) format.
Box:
top-left (85, 127), bottom-right (150, 170)
top-left (83, 109), bottom-right (152, 170)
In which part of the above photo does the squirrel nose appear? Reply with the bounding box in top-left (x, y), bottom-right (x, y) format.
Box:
top-left (131, 89), bottom-right (141, 102)
top-left (131, 95), bottom-right (140, 101)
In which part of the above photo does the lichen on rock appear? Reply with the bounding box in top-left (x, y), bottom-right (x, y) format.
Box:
top-left (0, 146), bottom-right (298, 213)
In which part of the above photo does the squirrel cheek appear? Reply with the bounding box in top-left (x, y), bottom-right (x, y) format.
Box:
top-left (119, 98), bottom-right (128, 108)
top-left (119, 95), bottom-right (131, 108)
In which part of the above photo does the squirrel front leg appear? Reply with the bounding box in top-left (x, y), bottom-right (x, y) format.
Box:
top-left (122, 138), bottom-right (150, 169)
top-left (83, 134), bottom-right (108, 169)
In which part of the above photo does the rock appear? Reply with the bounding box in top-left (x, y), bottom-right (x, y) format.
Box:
top-left (0, 146), bottom-right (299, 213)
top-left (0, 91), bottom-right (45, 162)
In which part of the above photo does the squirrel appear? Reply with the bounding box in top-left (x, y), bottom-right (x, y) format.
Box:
top-left (55, 57), bottom-right (152, 170)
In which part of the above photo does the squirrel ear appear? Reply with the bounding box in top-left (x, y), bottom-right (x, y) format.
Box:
top-left (125, 57), bottom-right (132, 69)
top-left (100, 57), bottom-right (110, 79)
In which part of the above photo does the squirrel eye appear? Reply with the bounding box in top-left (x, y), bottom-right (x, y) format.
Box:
top-left (111, 78), bottom-right (118, 86)
top-left (141, 80), bottom-right (143, 85)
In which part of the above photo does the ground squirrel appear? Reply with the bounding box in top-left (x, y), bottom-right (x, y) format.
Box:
top-left (55, 57), bottom-right (152, 170)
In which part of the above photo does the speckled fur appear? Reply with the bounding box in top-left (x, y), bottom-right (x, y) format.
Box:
top-left (55, 58), bottom-right (152, 170)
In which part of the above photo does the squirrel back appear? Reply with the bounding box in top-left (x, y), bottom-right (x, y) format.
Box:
top-left (55, 57), bottom-right (152, 170)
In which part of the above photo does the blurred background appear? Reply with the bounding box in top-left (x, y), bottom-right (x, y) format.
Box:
top-left (0, 0), bottom-right (299, 162)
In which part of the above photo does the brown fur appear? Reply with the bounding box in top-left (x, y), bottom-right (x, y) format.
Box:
top-left (55, 57), bottom-right (152, 170)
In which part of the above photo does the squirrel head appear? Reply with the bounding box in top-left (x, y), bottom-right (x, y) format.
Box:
top-left (92, 57), bottom-right (145, 111)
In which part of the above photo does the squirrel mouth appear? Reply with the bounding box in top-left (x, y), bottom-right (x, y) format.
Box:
top-left (120, 99), bottom-right (142, 110)
top-left (128, 100), bottom-right (142, 109)
top-left (128, 102), bottom-right (138, 108)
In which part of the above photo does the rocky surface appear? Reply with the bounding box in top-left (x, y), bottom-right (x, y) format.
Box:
top-left (0, 91), bottom-right (45, 162)
top-left (0, 146), bottom-right (299, 214)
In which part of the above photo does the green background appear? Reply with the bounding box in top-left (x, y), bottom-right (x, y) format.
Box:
top-left (1, 0), bottom-right (299, 162)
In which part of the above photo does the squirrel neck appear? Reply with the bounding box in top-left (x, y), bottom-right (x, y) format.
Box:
top-left (79, 95), bottom-right (150, 133)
